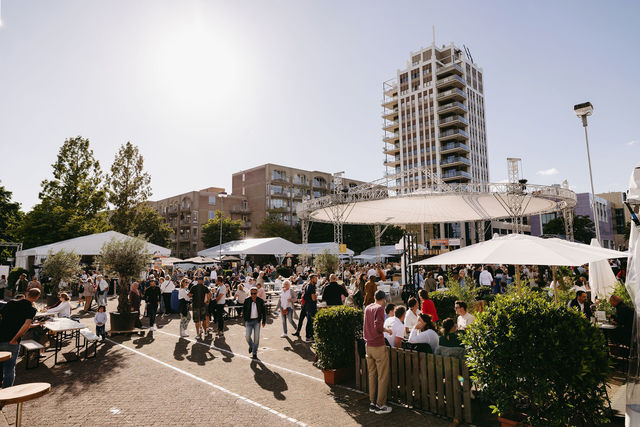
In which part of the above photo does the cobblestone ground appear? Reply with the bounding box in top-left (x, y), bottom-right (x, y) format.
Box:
top-left (1, 296), bottom-right (454, 426)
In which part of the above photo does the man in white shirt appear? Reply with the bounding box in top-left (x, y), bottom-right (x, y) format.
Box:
top-left (455, 300), bottom-right (475, 330)
top-left (404, 297), bottom-right (420, 334)
top-left (96, 275), bottom-right (109, 307)
top-left (478, 266), bottom-right (493, 287)
top-left (383, 306), bottom-right (406, 348)
top-left (210, 267), bottom-right (218, 282)
top-left (160, 277), bottom-right (176, 315)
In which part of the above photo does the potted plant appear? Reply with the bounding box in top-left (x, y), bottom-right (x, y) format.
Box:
top-left (314, 249), bottom-right (339, 277)
top-left (98, 237), bottom-right (152, 331)
top-left (462, 287), bottom-right (610, 427)
top-left (314, 305), bottom-right (363, 385)
top-left (41, 249), bottom-right (81, 305)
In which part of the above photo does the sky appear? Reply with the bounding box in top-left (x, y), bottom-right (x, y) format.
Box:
top-left (1, 0), bottom-right (639, 210)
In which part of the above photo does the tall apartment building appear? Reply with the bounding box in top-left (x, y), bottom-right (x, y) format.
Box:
top-left (231, 163), bottom-right (364, 237)
top-left (382, 42), bottom-right (489, 190)
top-left (148, 187), bottom-right (250, 258)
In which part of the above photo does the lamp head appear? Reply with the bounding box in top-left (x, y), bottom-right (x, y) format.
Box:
top-left (574, 102), bottom-right (593, 117)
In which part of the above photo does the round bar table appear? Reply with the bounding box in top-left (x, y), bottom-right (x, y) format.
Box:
top-left (0, 382), bottom-right (51, 427)
top-left (0, 351), bottom-right (11, 362)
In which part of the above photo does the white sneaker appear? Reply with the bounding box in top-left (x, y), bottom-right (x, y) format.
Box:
top-left (180, 329), bottom-right (189, 337)
top-left (280, 334), bottom-right (287, 338)
top-left (375, 405), bottom-right (392, 414)
top-left (149, 326), bottom-right (155, 331)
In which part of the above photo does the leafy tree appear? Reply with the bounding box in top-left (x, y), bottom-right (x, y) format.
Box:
top-left (98, 237), bottom-right (152, 313)
top-left (41, 249), bottom-right (81, 294)
top-left (131, 203), bottom-right (172, 247)
top-left (201, 211), bottom-right (243, 248)
top-left (107, 142), bottom-right (152, 234)
top-left (257, 212), bottom-right (300, 243)
top-left (543, 214), bottom-right (595, 244)
top-left (0, 184), bottom-right (23, 263)
top-left (308, 222), bottom-right (405, 254)
top-left (314, 249), bottom-right (339, 275)
top-left (21, 136), bottom-right (108, 247)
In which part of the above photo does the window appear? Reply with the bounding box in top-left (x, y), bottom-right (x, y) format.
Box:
top-left (242, 187), bottom-right (245, 196)
top-left (209, 196), bottom-right (216, 205)
top-left (193, 211), bottom-right (198, 223)
top-left (242, 173), bottom-right (246, 182)
top-left (192, 227), bottom-right (198, 237)
top-left (208, 210), bottom-right (216, 220)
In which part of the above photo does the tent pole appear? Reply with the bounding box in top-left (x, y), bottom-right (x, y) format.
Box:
top-left (552, 265), bottom-right (558, 303)
top-left (516, 264), bottom-right (521, 293)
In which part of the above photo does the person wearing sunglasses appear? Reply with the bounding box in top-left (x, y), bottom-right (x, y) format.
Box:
top-left (243, 286), bottom-right (266, 359)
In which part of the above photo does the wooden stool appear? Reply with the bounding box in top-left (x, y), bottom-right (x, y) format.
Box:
top-left (0, 351), bottom-right (11, 362)
top-left (0, 382), bottom-right (51, 427)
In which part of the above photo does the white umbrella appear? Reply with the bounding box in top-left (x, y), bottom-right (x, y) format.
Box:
top-left (411, 233), bottom-right (627, 298)
top-left (588, 239), bottom-right (617, 300)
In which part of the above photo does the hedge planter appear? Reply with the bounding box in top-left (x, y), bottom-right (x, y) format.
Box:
top-left (323, 367), bottom-right (354, 385)
top-left (110, 311), bottom-right (139, 331)
top-left (498, 416), bottom-right (532, 427)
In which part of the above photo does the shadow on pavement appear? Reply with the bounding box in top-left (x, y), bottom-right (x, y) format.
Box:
top-left (213, 335), bottom-right (234, 363)
top-left (173, 337), bottom-right (189, 361)
top-left (250, 360), bottom-right (288, 401)
top-left (132, 331), bottom-right (155, 349)
top-left (187, 334), bottom-right (215, 365)
top-left (283, 337), bottom-right (316, 362)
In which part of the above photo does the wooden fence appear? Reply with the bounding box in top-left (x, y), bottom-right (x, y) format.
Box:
top-left (354, 344), bottom-right (472, 423)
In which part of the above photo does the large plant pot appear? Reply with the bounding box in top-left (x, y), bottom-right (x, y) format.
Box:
top-left (46, 294), bottom-right (59, 306)
top-left (498, 416), bottom-right (532, 427)
top-left (323, 367), bottom-right (354, 385)
top-left (109, 311), bottom-right (139, 331)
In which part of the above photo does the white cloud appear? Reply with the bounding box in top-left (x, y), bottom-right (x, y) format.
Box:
top-left (536, 168), bottom-right (559, 176)
top-left (626, 140), bottom-right (638, 146)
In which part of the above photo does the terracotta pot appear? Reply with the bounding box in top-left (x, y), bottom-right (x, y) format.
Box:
top-left (498, 416), bottom-right (532, 427)
top-left (323, 367), bottom-right (354, 385)
top-left (110, 311), bottom-right (139, 331)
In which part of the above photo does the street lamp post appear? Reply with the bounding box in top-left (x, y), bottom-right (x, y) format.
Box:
top-left (218, 192), bottom-right (228, 260)
top-left (574, 102), bottom-right (601, 244)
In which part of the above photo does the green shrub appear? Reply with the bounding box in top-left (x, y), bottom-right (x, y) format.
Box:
top-left (223, 269), bottom-right (233, 277)
top-left (7, 267), bottom-right (28, 292)
top-left (314, 305), bottom-right (363, 370)
top-left (463, 288), bottom-right (610, 426)
top-left (428, 291), bottom-right (458, 320)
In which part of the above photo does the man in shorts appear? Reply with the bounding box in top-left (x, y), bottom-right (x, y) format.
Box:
top-left (188, 276), bottom-right (211, 339)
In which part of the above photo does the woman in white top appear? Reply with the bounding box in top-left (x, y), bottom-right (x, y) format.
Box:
top-left (46, 293), bottom-right (72, 318)
top-left (278, 280), bottom-right (297, 337)
top-left (160, 277), bottom-right (176, 315)
top-left (234, 284), bottom-right (248, 304)
top-left (178, 278), bottom-right (192, 337)
top-left (408, 313), bottom-right (439, 354)
top-left (404, 297), bottom-right (421, 335)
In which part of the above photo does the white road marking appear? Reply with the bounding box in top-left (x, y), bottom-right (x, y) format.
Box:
top-left (107, 338), bottom-right (307, 426)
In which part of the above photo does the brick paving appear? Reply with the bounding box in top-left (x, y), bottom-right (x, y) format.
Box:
top-left (1, 296), bottom-right (454, 426)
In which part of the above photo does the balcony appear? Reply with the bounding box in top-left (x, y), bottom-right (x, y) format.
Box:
top-left (241, 221), bottom-right (252, 229)
top-left (436, 62), bottom-right (463, 77)
top-left (230, 206), bottom-right (251, 214)
top-left (178, 234), bottom-right (191, 242)
top-left (270, 189), bottom-right (290, 198)
top-left (383, 133), bottom-right (399, 143)
top-left (271, 173), bottom-right (288, 183)
top-left (382, 108), bottom-right (398, 120)
top-left (438, 101), bottom-right (467, 115)
top-left (383, 145), bottom-right (399, 155)
top-left (436, 74), bottom-right (465, 89)
top-left (384, 157), bottom-right (400, 167)
top-left (437, 88), bottom-right (467, 102)
top-left (440, 156), bottom-right (471, 167)
top-left (439, 128), bottom-right (469, 141)
top-left (439, 115), bottom-right (468, 126)
top-left (440, 142), bottom-right (471, 154)
top-left (167, 206), bottom-right (178, 216)
top-left (442, 169), bottom-right (472, 181)
top-left (383, 121), bottom-right (399, 132)
top-left (384, 84), bottom-right (398, 97)
top-left (180, 205), bottom-right (191, 213)
top-left (381, 97), bottom-right (397, 109)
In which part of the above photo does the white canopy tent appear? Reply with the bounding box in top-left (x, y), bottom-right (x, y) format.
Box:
top-left (199, 237), bottom-right (302, 257)
top-left (360, 245), bottom-right (402, 257)
top-left (16, 231), bottom-right (171, 268)
top-left (588, 239), bottom-right (618, 300)
top-left (411, 233), bottom-right (627, 299)
top-left (302, 242), bottom-right (355, 257)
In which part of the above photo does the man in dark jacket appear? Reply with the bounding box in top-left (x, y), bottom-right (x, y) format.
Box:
top-left (243, 287), bottom-right (266, 359)
top-left (610, 295), bottom-right (634, 346)
top-left (568, 290), bottom-right (593, 319)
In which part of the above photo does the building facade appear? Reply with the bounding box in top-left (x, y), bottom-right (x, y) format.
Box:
top-left (597, 191), bottom-right (631, 250)
top-left (382, 42), bottom-right (489, 191)
top-left (148, 187), bottom-right (250, 258)
top-left (231, 164), bottom-right (364, 237)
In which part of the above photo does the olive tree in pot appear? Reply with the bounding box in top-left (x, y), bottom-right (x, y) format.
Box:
top-left (97, 237), bottom-right (151, 331)
top-left (41, 249), bottom-right (81, 305)
top-left (314, 249), bottom-right (339, 277)
top-left (462, 287), bottom-right (610, 427)
top-left (314, 305), bottom-right (363, 385)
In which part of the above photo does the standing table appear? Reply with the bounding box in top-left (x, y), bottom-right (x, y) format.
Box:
top-left (0, 382), bottom-right (51, 427)
top-left (44, 318), bottom-right (87, 364)
top-left (0, 351), bottom-right (11, 362)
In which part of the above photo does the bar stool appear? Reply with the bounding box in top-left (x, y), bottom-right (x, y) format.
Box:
top-left (0, 382), bottom-right (51, 427)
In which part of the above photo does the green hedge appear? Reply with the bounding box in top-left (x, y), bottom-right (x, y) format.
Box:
top-left (314, 306), bottom-right (363, 370)
top-left (428, 291), bottom-right (458, 320)
top-left (463, 288), bottom-right (610, 426)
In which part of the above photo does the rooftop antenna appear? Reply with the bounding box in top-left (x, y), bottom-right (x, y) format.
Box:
top-left (463, 44), bottom-right (474, 64)
top-left (432, 25), bottom-right (436, 46)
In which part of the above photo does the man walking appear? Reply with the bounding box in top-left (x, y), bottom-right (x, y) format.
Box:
top-left (292, 281), bottom-right (307, 338)
top-left (189, 276), bottom-right (211, 338)
top-left (364, 290), bottom-right (392, 414)
top-left (96, 275), bottom-right (109, 307)
top-left (243, 287), bottom-right (266, 359)
top-left (144, 278), bottom-right (162, 331)
top-left (322, 274), bottom-right (348, 306)
top-left (304, 274), bottom-right (318, 342)
top-left (0, 288), bottom-right (40, 388)
top-left (160, 276), bottom-right (175, 315)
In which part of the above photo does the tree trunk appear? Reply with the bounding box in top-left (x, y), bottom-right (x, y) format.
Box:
top-left (117, 276), bottom-right (131, 314)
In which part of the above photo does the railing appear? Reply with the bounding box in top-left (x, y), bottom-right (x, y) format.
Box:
top-left (437, 88), bottom-right (467, 100)
top-left (440, 128), bottom-right (469, 139)
top-left (437, 63), bottom-right (463, 75)
top-left (441, 156), bottom-right (471, 166)
top-left (354, 344), bottom-right (472, 423)
top-left (442, 170), bottom-right (472, 179)
top-left (441, 142), bottom-right (470, 152)
top-left (439, 115), bottom-right (468, 125)
top-left (436, 75), bottom-right (465, 86)
top-left (438, 102), bottom-right (467, 112)
top-left (230, 206), bottom-right (251, 214)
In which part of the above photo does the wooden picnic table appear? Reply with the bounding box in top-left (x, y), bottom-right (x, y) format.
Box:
top-left (0, 382), bottom-right (51, 427)
top-left (44, 318), bottom-right (88, 364)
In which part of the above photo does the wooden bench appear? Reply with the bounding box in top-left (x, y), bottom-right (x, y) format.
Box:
top-left (19, 340), bottom-right (44, 369)
top-left (80, 328), bottom-right (99, 359)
